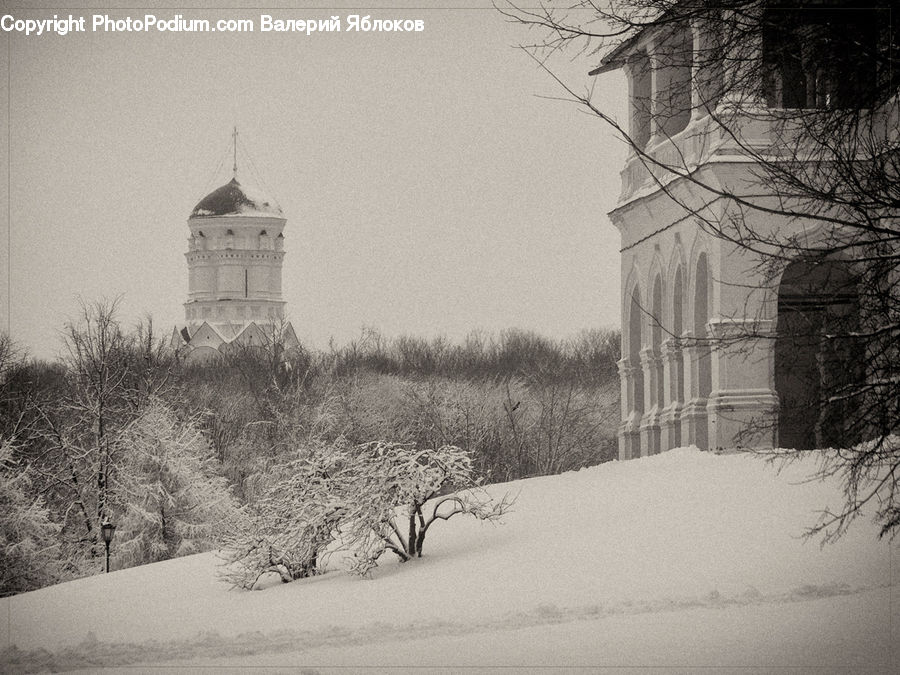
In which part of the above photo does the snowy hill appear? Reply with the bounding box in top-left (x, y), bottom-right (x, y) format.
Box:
top-left (2, 448), bottom-right (897, 672)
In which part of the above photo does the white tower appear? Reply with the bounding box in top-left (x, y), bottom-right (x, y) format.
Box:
top-left (175, 132), bottom-right (297, 358)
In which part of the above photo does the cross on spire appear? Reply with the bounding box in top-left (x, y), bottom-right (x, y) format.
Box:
top-left (232, 126), bottom-right (238, 178)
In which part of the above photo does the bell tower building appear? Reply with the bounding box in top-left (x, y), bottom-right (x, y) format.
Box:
top-left (175, 130), bottom-right (297, 357)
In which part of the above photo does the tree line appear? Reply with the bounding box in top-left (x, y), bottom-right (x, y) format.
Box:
top-left (0, 300), bottom-right (619, 595)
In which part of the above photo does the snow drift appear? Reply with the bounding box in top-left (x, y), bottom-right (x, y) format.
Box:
top-left (1, 448), bottom-right (897, 672)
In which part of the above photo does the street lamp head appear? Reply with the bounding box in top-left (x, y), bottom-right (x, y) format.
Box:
top-left (101, 522), bottom-right (116, 545)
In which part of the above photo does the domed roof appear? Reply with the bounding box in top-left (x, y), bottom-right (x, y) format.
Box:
top-left (190, 177), bottom-right (283, 218)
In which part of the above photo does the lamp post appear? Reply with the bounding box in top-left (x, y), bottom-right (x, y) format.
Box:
top-left (101, 521), bottom-right (116, 573)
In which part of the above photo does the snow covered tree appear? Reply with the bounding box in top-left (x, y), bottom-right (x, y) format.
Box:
top-left (221, 439), bottom-right (513, 586)
top-left (342, 441), bottom-right (513, 575)
top-left (0, 440), bottom-right (61, 596)
top-left (111, 399), bottom-right (239, 569)
top-left (219, 441), bottom-right (350, 589)
top-left (28, 301), bottom-right (196, 574)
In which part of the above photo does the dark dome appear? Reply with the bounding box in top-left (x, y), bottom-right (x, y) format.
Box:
top-left (190, 177), bottom-right (283, 218)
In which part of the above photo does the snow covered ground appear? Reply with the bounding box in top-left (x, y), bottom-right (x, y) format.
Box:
top-left (2, 448), bottom-right (897, 673)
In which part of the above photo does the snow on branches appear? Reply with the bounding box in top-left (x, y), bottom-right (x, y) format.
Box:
top-left (112, 399), bottom-right (239, 569)
top-left (0, 440), bottom-right (62, 596)
top-left (218, 441), bottom-right (351, 589)
top-left (342, 441), bottom-right (514, 575)
top-left (220, 440), bottom-right (514, 588)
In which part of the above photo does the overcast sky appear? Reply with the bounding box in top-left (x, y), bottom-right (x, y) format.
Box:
top-left (0, 1), bottom-right (626, 360)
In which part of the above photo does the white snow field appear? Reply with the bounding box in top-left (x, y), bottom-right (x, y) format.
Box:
top-left (1, 448), bottom-right (897, 673)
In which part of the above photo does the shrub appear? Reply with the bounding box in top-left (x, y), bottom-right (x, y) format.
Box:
top-left (220, 440), bottom-right (513, 586)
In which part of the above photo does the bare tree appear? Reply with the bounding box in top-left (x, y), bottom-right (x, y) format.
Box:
top-left (51, 299), bottom-right (133, 559)
top-left (29, 300), bottom-right (178, 569)
top-left (500, 0), bottom-right (899, 539)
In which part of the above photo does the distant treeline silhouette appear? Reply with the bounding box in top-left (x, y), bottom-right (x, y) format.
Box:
top-left (320, 327), bottom-right (620, 386)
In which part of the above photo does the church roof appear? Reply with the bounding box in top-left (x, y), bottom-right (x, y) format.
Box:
top-left (187, 321), bottom-right (225, 348)
top-left (190, 177), bottom-right (283, 218)
top-left (232, 321), bottom-right (268, 347)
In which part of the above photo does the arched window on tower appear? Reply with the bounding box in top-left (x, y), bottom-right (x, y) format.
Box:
top-left (629, 51), bottom-right (652, 150)
top-left (654, 23), bottom-right (693, 139)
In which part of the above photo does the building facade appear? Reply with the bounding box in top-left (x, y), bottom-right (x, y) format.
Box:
top-left (594, 3), bottom-right (896, 458)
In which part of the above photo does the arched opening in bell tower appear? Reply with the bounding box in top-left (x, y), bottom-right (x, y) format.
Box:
top-left (775, 256), bottom-right (863, 450)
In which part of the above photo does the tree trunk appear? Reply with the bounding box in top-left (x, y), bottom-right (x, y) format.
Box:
top-left (407, 513), bottom-right (418, 557)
